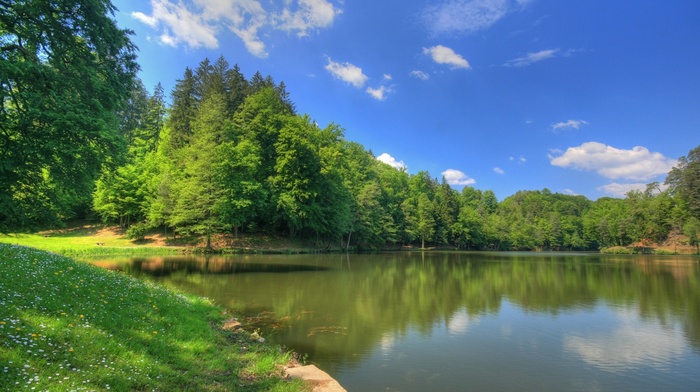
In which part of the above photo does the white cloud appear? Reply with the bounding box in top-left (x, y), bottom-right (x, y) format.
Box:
top-left (423, 45), bottom-right (470, 69)
top-left (231, 21), bottom-right (267, 58)
top-left (550, 142), bottom-right (677, 181)
top-left (442, 169), bottom-right (476, 186)
top-left (132, 0), bottom-right (220, 49)
top-left (366, 85), bottom-right (394, 101)
top-left (505, 49), bottom-right (559, 67)
top-left (383, 74), bottom-right (393, 80)
top-left (130, 0), bottom-right (341, 57)
top-left (377, 153), bottom-right (407, 171)
top-left (493, 167), bottom-right (505, 175)
top-left (132, 11), bottom-right (158, 27)
top-left (597, 183), bottom-right (647, 198)
top-left (158, 32), bottom-right (178, 47)
top-left (324, 57), bottom-right (368, 88)
top-left (274, 0), bottom-right (341, 37)
top-left (563, 189), bottom-right (578, 196)
top-left (552, 119), bottom-right (589, 131)
top-left (422, 0), bottom-right (529, 36)
top-left (410, 70), bottom-right (430, 80)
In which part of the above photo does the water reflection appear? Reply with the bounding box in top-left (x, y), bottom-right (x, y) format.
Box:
top-left (446, 309), bottom-right (478, 336)
top-left (564, 309), bottom-right (686, 372)
top-left (93, 256), bottom-right (329, 276)
top-left (90, 252), bottom-right (700, 391)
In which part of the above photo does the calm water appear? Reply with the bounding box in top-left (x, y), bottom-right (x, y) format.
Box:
top-left (90, 252), bottom-right (700, 392)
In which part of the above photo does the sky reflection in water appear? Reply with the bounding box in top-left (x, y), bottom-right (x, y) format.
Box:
top-left (91, 252), bottom-right (700, 392)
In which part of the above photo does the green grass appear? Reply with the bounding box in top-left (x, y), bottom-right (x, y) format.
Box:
top-left (0, 244), bottom-right (306, 391)
top-left (0, 225), bottom-right (322, 257)
top-left (0, 229), bottom-right (184, 259)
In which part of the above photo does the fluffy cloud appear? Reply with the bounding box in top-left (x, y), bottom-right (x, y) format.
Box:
top-left (131, 0), bottom-right (341, 57)
top-left (552, 119), bottom-right (589, 131)
top-left (325, 57), bottom-right (368, 88)
top-left (597, 183), bottom-right (647, 198)
top-left (132, 11), bottom-right (158, 27)
top-left (422, 0), bottom-right (530, 36)
top-left (231, 21), bottom-right (268, 58)
top-left (423, 45), bottom-right (470, 69)
top-left (442, 169), bottom-right (476, 186)
top-left (377, 153), bottom-right (407, 171)
top-left (274, 0), bottom-right (341, 37)
top-left (132, 0), bottom-right (220, 49)
top-left (493, 167), bottom-right (505, 175)
top-left (549, 142), bottom-right (677, 181)
top-left (366, 85), bottom-right (394, 101)
top-left (504, 49), bottom-right (559, 67)
top-left (410, 70), bottom-right (430, 80)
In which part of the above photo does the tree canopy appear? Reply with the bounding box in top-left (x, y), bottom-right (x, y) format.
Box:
top-left (1, 17), bottom-right (697, 253)
top-left (0, 0), bottom-right (138, 231)
top-left (90, 55), bottom-right (699, 251)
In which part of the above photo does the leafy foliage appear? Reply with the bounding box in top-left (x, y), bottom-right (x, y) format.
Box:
top-left (666, 145), bottom-right (700, 221)
top-left (0, 0), bottom-right (138, 231)
top-left (3, 35), bottom-right (698, 251)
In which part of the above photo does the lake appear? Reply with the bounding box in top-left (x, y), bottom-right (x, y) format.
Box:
top-left (90, 251), bottom-right (700, 391)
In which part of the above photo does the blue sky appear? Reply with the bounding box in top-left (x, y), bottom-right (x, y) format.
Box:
top-left (112, 0), bottom-right (700, 200)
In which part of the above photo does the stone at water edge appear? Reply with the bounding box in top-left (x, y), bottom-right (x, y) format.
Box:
top-left (285, 365), bottom-right (346, 392)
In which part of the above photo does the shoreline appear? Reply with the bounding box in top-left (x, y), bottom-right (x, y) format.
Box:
top-left (0, 244), bottom-right (316, 391)
top-left (3, 222), bottom-right (698, 256)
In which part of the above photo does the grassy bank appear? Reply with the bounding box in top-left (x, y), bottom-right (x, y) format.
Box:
top-left (601, 246), bottom-right (699, 255)
top-left (0, 224), bottom-right (327, 257)
top-left (0, 225), bottom-right (187, 259)
top-left (0, 244), bottom-right (305, 391)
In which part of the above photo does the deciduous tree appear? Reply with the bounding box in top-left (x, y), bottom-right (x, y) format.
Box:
top-left (0, 0), bottom-right (138, 230)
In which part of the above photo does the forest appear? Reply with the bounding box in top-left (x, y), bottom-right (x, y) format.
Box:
top-left (2, 1), bottom-right (699, 252)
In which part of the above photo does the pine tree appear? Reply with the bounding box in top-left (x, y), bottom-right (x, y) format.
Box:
top-left (168, 68), bottom-right (198, 149)
top-left (170, 93), bottom-right (231, 249)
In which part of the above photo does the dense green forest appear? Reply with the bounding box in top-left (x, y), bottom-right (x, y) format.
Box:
top-left (2, 1), bottom-right (699, 252)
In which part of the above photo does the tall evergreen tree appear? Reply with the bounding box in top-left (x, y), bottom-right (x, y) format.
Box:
top-left (170, 92), bottom-right (231, 248)
top-left (168, 67), bottom-right (197, 149)
top-left (417, 193), bottom-right (436, 249)
top-left (119, 79), bottom-right (149, 145)
top-left (226, 64), bottom-right (249, 115)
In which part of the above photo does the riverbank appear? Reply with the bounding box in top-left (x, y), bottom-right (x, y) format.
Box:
top-left (3, 222), bottom-right (697, 256)
top-left (0, 244), bottom-right (307, 391)
top-left (0, 224), bottom-right (327, 257)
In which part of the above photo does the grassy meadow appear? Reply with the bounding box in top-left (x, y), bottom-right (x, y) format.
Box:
top-left (0, 223), bottom-right (316, 258)
top-left (0, 244), bottom-right (306, 391)
top-left (0, 225), bottom-right (185, 259)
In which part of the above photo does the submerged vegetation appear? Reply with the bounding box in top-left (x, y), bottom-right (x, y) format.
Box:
top-left (0, 244), bottom-right (304, 391)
